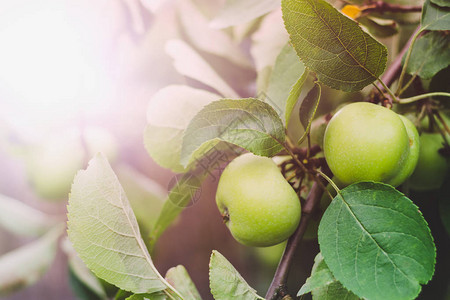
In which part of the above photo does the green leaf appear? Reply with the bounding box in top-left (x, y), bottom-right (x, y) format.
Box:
top-left (299, 82), bottom-right (322, 131)
top-left (265, 43), bottom-right (307, 125)
top-left (298, 253), bottom-right (360, 299)
top-left (209, 250), bottom-right (264, 300)
top-left (180, 98), bottom-right (285, 167)
top-left (282, 0), bottom-right (387, 91)
top-left (405, 31), bottom-right (450, 79)
top-left (149, 171), bottom-right (206, 250)
top-left (62, 238), bottom-right (107, 300)
top-left (116, 164), bottom-right (166, 236)
top-left (210, 0), bottom-right (280, 28)
top-left (318, 182), bottom-right (436, 300)
top-left (0, 225), bottom-right (63, 296)
top-left (166, 39), bottom-right (238, 98)
top-left (67, 154), bottom-right (180, 297)
top-left (431, 0), bottom-right (450, 7)
top-left (0, 193), bottom-right (59, 237)
top-left (69, 267), bottom-right (105, 300)
top-left (144, 85), bottom-right (220, 173)
top-left (126, 293), bottom-right (166, 300)
top-left (421, 0), bottom-right (450, 30)
top-left (165, 265), bottom-right (202, 300)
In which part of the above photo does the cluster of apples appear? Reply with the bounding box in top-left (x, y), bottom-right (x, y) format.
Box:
top-left (215, 102), bottom-right (449, 247)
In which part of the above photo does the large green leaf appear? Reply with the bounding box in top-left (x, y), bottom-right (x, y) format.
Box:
top-left (299, 82), bottom-right (322, 142)
top-left (166, 39), bottom-right (238, 98)
top-left (180, 98), bottom-right (285, 167)
top-left (116, 164), bottom-right (166, 236)
top-left (431, 0), bottom-right (450, 7)
top-left (298, 253), bottom-right (360, 299)
top-left (318, 182), bottom-right (436, 300)
top-left (209, 250), bottom-right (264, 300)
top-left (165, 265), bottom-right (201, 300)
top-left (0, 194), bottom-right (59, 237)
top-left (421, 0), bottom-right (450, 30)
top-left (265, 43), bottom-right (307, 125)
top-left (67, 154), bottom-right (180, 297)
top-left (144, 85), bottom-right (220, 173)
top-left (210, 0), bottom-right (280, 28)
top-left (0, 225), bottom-right (63, 296)
top-left (63, 238), bottom-right (108, 300)
top-left (282, 0), bottom-right (387, 91)
top-left (405, 31), bottom-right (450, 79)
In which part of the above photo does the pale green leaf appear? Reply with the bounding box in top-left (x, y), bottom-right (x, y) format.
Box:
top-left (265, 43), bottom-right (307, 125)
top-left (282, 0), bottom-right (387, 91)
top-left (126, 293), bottom-right (166, 300)
top-left (318, 182), bottom-right (436, 300)
top-left (405, 31), bottom-right (450, 79)
top-left (358, 17), bottom-right (398, 38)
top-left (0, 194), bottom-right (59, 237)
top-left (0, 225), bottom-right (63, 296)
top-left (422, 0), bottom-right (450, 30)
top-left (165, 39), bottom-right (238, 98)
top-left (180, 98), bottom-right (285, 167)
top-left (431, 0), bottom-right (450, 7)
top-left (298, 253), bottom-right (360, 300)
top-left (177, 0), bottom-right (252, 68)
top-left (165, 265), bottom-right (201, 300)
top-left (115, 164), bottom-right (166, 235)
top-left (209, 250), bottom-right (264, 300)
top-left (144, 85), bottom-right (220, 173)
top-left (67, 154), bottom-right (178, 296)
top-left (210, 0), bottom-right (280, 28)
top-left (63, 238), bottom-right (107, 300)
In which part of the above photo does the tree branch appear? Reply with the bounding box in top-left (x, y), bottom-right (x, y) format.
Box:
top-left (265, 167), bottom-right (332, 300)
top-left (363, 1), bottom-right (422, 14)
top-left (370, 25), bottom-right (420, 104)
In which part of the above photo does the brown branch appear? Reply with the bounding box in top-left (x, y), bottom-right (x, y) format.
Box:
top-left (363, 1), bottom-right (422, 14)
top-left (265, 167), bottom-right (332, 300)
top-left (370, 25), bottom-right (421, 104)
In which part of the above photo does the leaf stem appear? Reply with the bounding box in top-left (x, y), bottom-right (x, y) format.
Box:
top-left (377, 78), bottom-right (398, 104)
top-left (316, 170), bottom-right (340, 194)
top-left (398, 92), bottom-right (450, 104)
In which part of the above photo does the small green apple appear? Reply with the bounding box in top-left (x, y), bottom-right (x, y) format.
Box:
top-left (324, 102), bottom-right (418, 186)
top-left (387, 115), bottom-right (420, 187)
top-left (216, 153), bottom-right (301, 247)
top-left (409, 133), bottom-right (449, 191)
top-left (26, 130), bottom-right (84, 200)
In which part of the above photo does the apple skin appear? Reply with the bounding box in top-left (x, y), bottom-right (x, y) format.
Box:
top-left (324, 102), bottom-right (415, 186)
top-left (387, 115), bottom-right (420, 187)
top-left (216, 153), bottom-right (301, 247)
top-left (408, 133), bottom-right (449, 191)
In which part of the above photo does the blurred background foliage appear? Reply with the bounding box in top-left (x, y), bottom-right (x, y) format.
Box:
top-left (0, 0), bottom-right (447, 299)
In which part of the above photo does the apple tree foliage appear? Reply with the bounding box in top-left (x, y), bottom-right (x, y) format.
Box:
top-left (1, 0), bottom-right (449, 299)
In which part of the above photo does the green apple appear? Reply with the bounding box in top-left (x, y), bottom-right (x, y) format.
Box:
top-left (216, 153), bottom-right (301, 247)
top-left (324, 102), bottom-right (419, 186)
top-left (25, 130), bottom-right (84, 200)
top-left (387, 115), bottom-right (420, 187)
top-left (408, 133), bottom-right (449, 191)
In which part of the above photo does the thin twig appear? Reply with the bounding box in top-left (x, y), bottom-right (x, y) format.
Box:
top-left (371, 25), bottom-right (421, 101)
top-left (265, 167), bottom-right (332, 300)
top-left (363, 1), bottom-right (422, 14)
